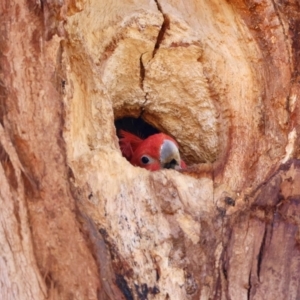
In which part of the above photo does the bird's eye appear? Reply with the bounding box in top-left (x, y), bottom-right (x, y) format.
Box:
top-left (141, 156), bottom-right (150, 164)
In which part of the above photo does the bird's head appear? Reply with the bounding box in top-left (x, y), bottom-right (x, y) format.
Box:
top-left (130, 133), bottom-right (186, 171)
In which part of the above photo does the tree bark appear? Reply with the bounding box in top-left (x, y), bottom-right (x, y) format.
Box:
top-left (1, 0), bottom-right (300, 299)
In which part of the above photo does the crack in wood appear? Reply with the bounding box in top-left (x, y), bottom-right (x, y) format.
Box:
top-left (153, 0), bottom-right (170, 58)
top-left (247, 270), bottom-right (252, 300)
top-left (257, 224), bottom-right (267, 280)
top-left (137, 0), bottom-right (169, 117)
top-left (139, 53), bottom-right (146, 91)
top-left (138, 52), bottom-right (150, 118)
top-left (139, 53), bottom-right (149, 118)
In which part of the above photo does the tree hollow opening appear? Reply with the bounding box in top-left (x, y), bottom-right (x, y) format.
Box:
top-left (115, 116), bottom-right (190, 169)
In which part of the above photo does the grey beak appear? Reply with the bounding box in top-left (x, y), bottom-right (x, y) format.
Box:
top-left (160, 140), bottom-right (181, 169)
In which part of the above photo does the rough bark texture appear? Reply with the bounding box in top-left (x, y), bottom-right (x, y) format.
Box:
top-left (1, 0), bottom-right (300, 299)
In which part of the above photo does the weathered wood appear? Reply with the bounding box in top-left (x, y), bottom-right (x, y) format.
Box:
top-left (0, 0), bottom-right (300, 299)
top-left (0, 0), bottom-right (100, 298)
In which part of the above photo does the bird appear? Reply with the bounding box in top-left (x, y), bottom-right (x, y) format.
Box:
top-left (119, 130), bottom-right (186, 171)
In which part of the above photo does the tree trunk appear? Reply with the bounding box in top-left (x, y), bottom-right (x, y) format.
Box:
top-left (1, 0), bottom-right (300, 299)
